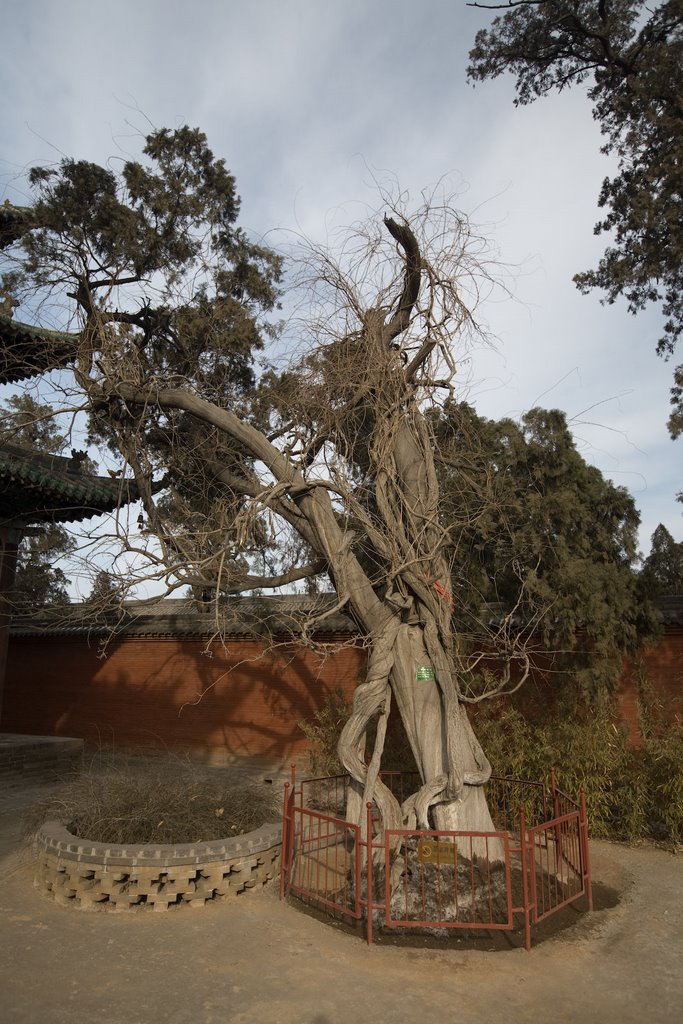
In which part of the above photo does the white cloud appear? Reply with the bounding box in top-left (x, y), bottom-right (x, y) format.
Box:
top-left (1, 0), bottom-right (680, 554)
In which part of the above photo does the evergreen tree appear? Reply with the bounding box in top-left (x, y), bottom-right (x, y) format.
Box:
top-left (84, 570), bottom-right (120, 609)
top-left (0, 395), bottom-right (75, 608)
top-left (640, 523), bottom-right (683, 595)
top-left (1, 394), bottom-right (67, 453)
top-left (12, 527), bottom-right (74, 610)
top-left (468, 0), bottom-right (683, 437)
top-left (9, 126), bottom-right (284, 597)
top-left (434, 402), bottom-right (659, 693)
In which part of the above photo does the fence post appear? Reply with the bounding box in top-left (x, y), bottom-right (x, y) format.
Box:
top-left (550, 766), bottom-right (564, 877)
top-left (550, 766), bottom-right (559, 818)
top-left (519, 805), bottom-right (532, 952)
top-left (281, 764), bottom-right (298, 896)
top-left (279, 782), bottom-right (290, 901)
top-left (366, 802), bottom-right (374, 946)
top-left (579, 788), bottom-right (593, 912)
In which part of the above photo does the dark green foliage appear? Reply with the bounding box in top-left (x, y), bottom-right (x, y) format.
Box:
top-left (12, 526), bottom-right (74, 609)
top-left (639, 523), bottom-right (683, 595)
top-left (669, 365), bottom-right (683, 442)
top-left (6, 125), bottom-right (281, 405)
top-left (302, 687), bottom-right (682, 843)
top-left (468, 1), bottom-right (683, 435)
top-left (434, 402), bottom-right (658, 694)
top-left (0, 395), bottom-right (75, 608)
top-left (84, 570), bottom-right (120, 608)
top-left (3, 127), bottom-right (284, 596)
top-left (0, 394), bottom-right (66, 453)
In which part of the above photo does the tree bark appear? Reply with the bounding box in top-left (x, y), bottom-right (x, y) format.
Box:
top-left (96, 214), bottom-right (505, 865)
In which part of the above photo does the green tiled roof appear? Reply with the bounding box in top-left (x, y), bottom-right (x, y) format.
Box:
top-left (1, 203), bottom-right (79, 382)
top-left (8, 595), bottom-right (356, 638)
top-left (8, 594), bottom-right (682, 641)
top-left (0, 314), bottom-right (78, 384)
top-left (0, 444), bottom-right (138, 525)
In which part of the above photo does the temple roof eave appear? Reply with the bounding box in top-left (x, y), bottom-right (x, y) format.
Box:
top-left (0, 445), bottom-right (138, 526)
top-left (0, 314), bottom-right (79, 385)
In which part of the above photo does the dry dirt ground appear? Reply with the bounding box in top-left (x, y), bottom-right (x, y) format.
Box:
top-left (0, 782), bottom-right (681, 1024)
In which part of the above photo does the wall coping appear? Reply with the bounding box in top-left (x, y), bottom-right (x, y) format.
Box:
top-left (36, 819), bottom-right (282, 867)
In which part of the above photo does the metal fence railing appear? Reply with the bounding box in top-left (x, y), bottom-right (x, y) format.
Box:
top-left (384, 828), bottom-right (514, 931)
top-left (280, 766), bottom-right (592, 950)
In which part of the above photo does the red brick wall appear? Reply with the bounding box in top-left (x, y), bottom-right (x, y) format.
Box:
top-left (469, 632), bottom-right (683, 745)
top-left (2, 634), bottom-right (363, 767)
top-left (615, 630), bottom-right (683, 745)
top-left (4, 628), bottom-right (680, 764)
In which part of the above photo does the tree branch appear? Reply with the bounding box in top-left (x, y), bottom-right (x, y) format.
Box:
top-left (382, 215), bottom-right (422, 343)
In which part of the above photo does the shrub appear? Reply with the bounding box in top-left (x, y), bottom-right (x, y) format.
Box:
top-left (299, 687), bottom-right (417, 776)
top-left (470, 696), bottom-right (683, 845)
top-left (473, 703), bottom-right (647, 839)
top-left (24, 751), bottom-right (279, 845)
top-left (298, 687), bottom-right (349, 776)
top-left (638, 685), bottom-right (683, 844)
top-left (301, 689), bottom-right (682, 845)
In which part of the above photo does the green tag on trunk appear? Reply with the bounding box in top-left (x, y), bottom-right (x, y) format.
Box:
top-left (416, 666), bottom-right (435, 681)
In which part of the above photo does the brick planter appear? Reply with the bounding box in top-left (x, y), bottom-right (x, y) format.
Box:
top-left (34, 820), bottom-right (282, 911)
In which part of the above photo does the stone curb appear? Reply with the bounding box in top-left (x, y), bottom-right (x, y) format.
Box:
top-left (34, 820), bottom-right (283, 911)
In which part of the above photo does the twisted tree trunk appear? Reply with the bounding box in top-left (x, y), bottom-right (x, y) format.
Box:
top-left (93, 212), bottom-right (504, 864)
top-left (336, 456), bottom-right (501, 859)
top-left (332, 262), bottom-right (502, 856)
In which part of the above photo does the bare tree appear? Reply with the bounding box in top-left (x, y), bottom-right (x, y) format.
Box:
top-left (86, 214), bottom-right (533, 848)
top-left (2, 131), bottom-right (535, 854)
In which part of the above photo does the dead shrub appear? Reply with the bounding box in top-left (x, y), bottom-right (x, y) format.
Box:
top-left (24, 750), bottom-right (279, 845)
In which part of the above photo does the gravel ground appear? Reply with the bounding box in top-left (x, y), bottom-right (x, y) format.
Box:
top-left (0, 779), bottom-right (681, 1024)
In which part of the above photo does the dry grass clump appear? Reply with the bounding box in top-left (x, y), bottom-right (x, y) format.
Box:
top-left (25, 751), bottom-right (279, 845)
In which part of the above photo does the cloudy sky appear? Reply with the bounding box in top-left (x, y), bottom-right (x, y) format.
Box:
top-left (1, 0), bottom-right (680, 558)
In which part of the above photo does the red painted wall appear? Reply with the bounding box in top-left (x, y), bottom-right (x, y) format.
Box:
top-left (3, 628), bottom-right (680, 765)
top-left (2, 634), bottom-right (363, 766)
top-left (615, 631), bottom-right (683, 745)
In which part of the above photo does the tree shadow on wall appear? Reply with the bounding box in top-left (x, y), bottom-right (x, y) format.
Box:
top-left (3, 632), bottom-right (364, 767)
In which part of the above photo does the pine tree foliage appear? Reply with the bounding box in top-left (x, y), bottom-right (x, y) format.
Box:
top-left (3, 127), bottom-right (284, 599)
top-left (84, 570), bottom-right (120, 607)
top-left (639, 523), bottom-right (683, 595)
top-left (0, 394), bottom-right (67, 453)
top-left (468, 0), bottom-right (683, 436)
top-left (434, 402), bottom-right (659, 692)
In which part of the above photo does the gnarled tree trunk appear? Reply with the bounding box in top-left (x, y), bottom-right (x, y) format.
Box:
top-left (329, 225), bottom-right (502, 858)
top-left (89, 210), bottom-right (507, 864)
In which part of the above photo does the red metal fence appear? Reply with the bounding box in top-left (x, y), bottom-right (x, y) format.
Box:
top-left (280, 767), bottom-right (592, 949)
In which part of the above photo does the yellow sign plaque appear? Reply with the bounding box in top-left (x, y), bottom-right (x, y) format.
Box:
top-left (417, 839), bottom-right (457, 865)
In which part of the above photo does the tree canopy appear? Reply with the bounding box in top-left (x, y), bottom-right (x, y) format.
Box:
top-left (467, 0), bottom-right (683, 437)
top-left (0, 124), bottom-right (664, 845)
top-left (1, 126), bottom-right (520, 840)
top-left (2, 127), bottom-right (284, 601)
top-left (639, 523), bottom-right (683, 595)
top-left (435, 401), bottom-right (658, 693)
